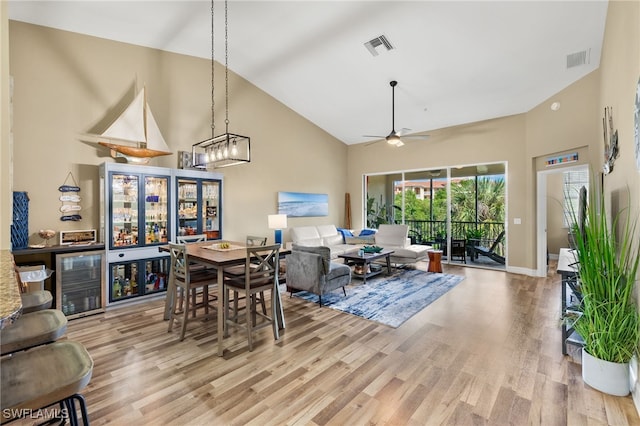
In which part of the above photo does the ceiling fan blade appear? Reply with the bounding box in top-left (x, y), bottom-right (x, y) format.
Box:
top-left (363, 139), bottom-right (384, 147)
top-left (401, 134), bottom-right (431, 140)
top-left (362, 135), bottom-right (386, 138)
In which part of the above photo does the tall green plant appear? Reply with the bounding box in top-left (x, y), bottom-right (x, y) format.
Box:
top-left (571, 187), bottom-right (640, 363)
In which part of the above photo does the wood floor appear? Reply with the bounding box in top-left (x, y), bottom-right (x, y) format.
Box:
top-left (34, 263), bottom-right (640, 424)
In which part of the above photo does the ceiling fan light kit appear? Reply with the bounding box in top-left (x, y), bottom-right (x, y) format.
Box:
top-left (364, 80), bottom-right (429, 148)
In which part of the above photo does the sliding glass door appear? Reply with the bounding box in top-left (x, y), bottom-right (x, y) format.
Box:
top-left (364, 162), bottom-right (506, 269)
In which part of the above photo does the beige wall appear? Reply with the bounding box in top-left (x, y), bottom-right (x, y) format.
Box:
top-left (1, 3), bottom-right (11, 250)
top-left (597, 0), bottom-right (640, 408)
top-left (344, 0), bottom-right (640, 275)
top-left (3, 1), bottom-right (639, 275)
top-left (598, 0), bottom-right (640, 227)
top-left (7, 21), bottom-right (347, 246)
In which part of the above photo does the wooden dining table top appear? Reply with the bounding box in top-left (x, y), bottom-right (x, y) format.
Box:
top-left (158, 241), bottom-right (289, 267)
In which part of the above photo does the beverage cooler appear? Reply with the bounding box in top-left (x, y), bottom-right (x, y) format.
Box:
top-left (100, 163), bottom-right (223, 305)
top-left (176, 169), bottom-right (222, 240)
top-left (56, 250), bottom-right (105, 318)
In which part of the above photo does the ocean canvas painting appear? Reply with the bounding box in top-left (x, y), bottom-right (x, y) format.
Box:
top-left (278, 192), bottom-right (328, 217)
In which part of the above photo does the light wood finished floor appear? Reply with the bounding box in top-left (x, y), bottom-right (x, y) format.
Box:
top-left (24, 262), bottom-right (640, 424)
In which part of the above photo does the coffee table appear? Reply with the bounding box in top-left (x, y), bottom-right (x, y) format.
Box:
top-left (338, 249), bottom-right (394, 284)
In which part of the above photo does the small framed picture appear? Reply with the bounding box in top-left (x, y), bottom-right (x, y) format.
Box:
top-left (60, 229), bottom-right (97, 245)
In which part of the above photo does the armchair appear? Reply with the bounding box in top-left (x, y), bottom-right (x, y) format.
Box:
top-left (286, 244), bottom-right (350, 306)
top-left (374, 224), bottom-right (431, 265)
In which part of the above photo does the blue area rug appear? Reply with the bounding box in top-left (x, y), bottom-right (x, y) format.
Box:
top-left (293, 269), bottom-right (465, 328)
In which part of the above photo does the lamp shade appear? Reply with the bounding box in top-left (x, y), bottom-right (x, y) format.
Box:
top-left (268, 214), bottom-right (287, 229)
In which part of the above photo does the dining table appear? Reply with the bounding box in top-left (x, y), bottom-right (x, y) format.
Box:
top-left (0, 250), bottom-right (23, 330)
top-left (159, 241), bottom-right (287, 356)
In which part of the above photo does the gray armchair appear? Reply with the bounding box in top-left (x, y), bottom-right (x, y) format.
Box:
top-left (286, 244), bottom-right (351, 306)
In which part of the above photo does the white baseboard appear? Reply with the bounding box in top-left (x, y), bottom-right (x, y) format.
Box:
top-left (506, 265), bottom-right (540, 277)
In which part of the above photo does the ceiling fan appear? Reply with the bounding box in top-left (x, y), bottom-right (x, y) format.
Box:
top-left (363, 80), bottom-right (430, 147)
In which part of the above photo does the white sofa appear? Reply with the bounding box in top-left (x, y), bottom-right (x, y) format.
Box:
top-left (290, 225), bottom-right (359, 259)
top-left (374, 224), bottom-right (432, 265)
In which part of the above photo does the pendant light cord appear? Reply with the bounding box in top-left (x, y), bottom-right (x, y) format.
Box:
top-left (224, 0), bottom-right (229, 133)
top-left (210, 0), bottom-right (215, 139)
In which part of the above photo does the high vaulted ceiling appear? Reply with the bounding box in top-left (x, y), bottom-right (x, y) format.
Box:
top-left (8, 1), bottom-right (608, 146)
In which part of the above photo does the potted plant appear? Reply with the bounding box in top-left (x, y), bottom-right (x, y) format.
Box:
top-left (569, 186), bottom-right (640, 396)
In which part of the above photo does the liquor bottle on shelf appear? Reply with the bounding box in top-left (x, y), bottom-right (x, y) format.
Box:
top-left (113, 276), bottom-right (121, 298)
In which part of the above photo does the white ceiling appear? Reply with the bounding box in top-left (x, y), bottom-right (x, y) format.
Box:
top-left (8, 1), bottom-right (608, 145)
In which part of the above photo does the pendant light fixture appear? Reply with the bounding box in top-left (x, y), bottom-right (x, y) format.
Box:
top-left (193, 0), bottom-right (250, 169)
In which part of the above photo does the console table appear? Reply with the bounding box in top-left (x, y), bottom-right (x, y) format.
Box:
top-left (557, 247), bottom-right (583, 355)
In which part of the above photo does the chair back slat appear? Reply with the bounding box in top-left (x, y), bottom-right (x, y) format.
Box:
top-left (177, 234), bottom-right (207, 243)
top-left (169, 243), bottom-right (188, 280)
top-left (244, 244), bottom-right (280, 288)
top-left (246, 235), bottom-right (267, 247)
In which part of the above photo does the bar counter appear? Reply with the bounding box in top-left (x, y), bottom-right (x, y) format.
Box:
top-left (0, 250), bottom-right (22, 329)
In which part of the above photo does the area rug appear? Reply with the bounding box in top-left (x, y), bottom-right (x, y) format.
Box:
top-left (292, 269), bottom-right (465, 328)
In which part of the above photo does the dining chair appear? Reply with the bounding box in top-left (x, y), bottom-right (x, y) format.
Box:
top-left (177, 234), bottom-right (207, 244)
top-left (175, 234), bottom-right (213, 317)
top-left (166, 242), bottom-right (218, 341)
top-left (223, 244), bottom-right (281, 351)
top-left (226, 235), bottom-right (268, 315)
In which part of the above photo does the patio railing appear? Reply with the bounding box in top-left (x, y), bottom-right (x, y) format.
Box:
top-left (402, 219), bottom-right (506, 256)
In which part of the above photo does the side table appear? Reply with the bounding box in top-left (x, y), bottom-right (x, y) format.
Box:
top-left (427, 250), bottom-right (443, 273)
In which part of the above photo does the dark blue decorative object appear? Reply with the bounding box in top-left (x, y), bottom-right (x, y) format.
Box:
top-left (11, 191), bottom-right (29, 249)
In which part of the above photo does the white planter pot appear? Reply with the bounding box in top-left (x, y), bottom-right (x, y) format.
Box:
top-left (582, 348), bottom-right (630, 396)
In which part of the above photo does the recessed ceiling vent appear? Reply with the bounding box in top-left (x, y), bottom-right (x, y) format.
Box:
top-left (566, 48), bottom-right (591, 68)
top-left (364, 35), bottom-right (394, 57)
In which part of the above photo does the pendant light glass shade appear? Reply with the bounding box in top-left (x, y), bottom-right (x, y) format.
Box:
top-left (193, 132), bottom-right (250, 168)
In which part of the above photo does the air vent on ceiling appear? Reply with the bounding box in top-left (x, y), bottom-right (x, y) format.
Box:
top-left (364, 35), bottom-right (394, 57)
top-left (566, 49), bottom-right (591, 68)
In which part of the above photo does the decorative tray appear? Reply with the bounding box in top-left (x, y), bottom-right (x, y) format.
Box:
top-left (362, 245), bottom-right (383, 253)
top-left (203, 243), bottom-right (245, 251)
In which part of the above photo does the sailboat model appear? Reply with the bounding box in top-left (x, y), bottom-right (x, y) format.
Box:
top-left (98, 87), bottom-right (171, 163)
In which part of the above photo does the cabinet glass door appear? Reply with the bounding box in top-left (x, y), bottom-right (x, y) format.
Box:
top-left (111, 173), bottom-right (139, 248)
top-left (144, 175), bottom-right (169, 245)
top-left (202, 180), bottom-right (220, 240)
top-left (143, 257), bottom-right (169, 295)
top-left (110, 261), bottom-right (140, 302)
top-left (177, 179), bottom-right (198, 236)
top-left (57, 251), bottom-right (104, 319)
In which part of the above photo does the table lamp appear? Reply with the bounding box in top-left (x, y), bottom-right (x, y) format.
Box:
top-left (268, 214), bottom-right (287, 245)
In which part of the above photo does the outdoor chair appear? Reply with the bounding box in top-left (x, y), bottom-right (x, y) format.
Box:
top-left (450, 239), bottom-right (466, 263)
top-left (470, 231), bottom-right (505, 264)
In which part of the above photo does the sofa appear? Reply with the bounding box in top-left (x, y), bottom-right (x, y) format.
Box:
top-left (286, 244), bottom-right (351, 306)
top-left (374, 224), bottom-right (432, 265)
top-left (290, 225), bottom-right (359, 259)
